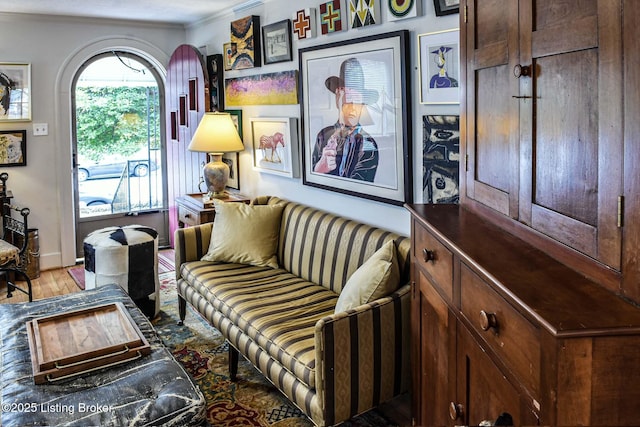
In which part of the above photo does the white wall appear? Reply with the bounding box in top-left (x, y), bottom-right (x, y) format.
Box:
top-left (0, 13), bottom-right (185, 269)
top-left (0, 1), bottom-right (459, 271)
top-left (186, 0), bottom-right (459, 236)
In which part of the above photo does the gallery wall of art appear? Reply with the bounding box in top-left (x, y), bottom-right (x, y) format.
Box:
top-left (185, 0), bottom-right (459, 235)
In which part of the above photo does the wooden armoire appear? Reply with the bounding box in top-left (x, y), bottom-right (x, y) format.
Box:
top-left (408, 1), bottom-right (640, 426)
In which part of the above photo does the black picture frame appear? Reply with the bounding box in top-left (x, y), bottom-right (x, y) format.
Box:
top-left (433, 0), bottom-right (459, 16)
top-left (0, 130), bottom-right (27, 166)
top-left (206, 54), bottom-right (224, 112)
top-left (299, 30), bottom-right (412, 206)
top-left (230, 15), bottom-right (261, 69)
top-left (223, 109), bottom-right (243, 190)
top-left (262, 19), bottom-right (293, 64)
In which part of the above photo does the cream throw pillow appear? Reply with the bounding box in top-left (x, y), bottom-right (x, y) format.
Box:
top-left (334, 240), bottom-right (400, 313)
top-left (201, 201), bottom-right (284, 269)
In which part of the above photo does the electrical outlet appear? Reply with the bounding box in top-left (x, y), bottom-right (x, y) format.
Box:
top-left (33, 123), bottom-right (48, 136)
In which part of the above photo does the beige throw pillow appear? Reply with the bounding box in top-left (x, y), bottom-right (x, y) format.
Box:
top-left (201, 201), bottom-right (284, 269)
top-left (334, 240), bottom-right (400, 313)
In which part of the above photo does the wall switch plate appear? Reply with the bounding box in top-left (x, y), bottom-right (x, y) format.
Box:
top-left (33, 123), bottom-right (48, 136)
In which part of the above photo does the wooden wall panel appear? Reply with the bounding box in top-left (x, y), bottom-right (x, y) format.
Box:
top-left (165, 44), bottom-right (209, 245)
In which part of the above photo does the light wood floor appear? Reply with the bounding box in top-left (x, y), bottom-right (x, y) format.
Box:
top-left (0, 266), bottom-right (80, 304)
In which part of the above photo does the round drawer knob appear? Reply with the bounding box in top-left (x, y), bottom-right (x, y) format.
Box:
top-left (480, 310), bottom-right (498, 331)
top-left (449, 401), bottom-right (464, 420)
top-left (422, 248), bottom-right (435, 263)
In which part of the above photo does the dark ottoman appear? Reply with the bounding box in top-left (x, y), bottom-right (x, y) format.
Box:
top-left (0, 284), bottom-right (205, 426)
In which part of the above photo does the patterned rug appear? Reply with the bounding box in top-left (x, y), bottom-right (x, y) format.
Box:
top-left (153, 272), bottom-right (399, 427)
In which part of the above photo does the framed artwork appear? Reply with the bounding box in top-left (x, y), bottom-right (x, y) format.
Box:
top-left (222, 109), bottom-right (243, 190)
top-left (423, 115), bottom-right (459, 203)
top-left (250, 117), bottom-right (299, 178)
top-left (433, 0), bottom-right (460, 16)
top-left (230, 15), bottom-right (261, 70)
top-left (225, 71), bottom-right (298, 106)
top-left (292, 8), bottom-right (317, 40)
top-left (206, 54), bottom-right (224, 111)
top-left (262, 19), bottom-right (292, 64)
top-left (0, 63), bottom-right (31, 122)
top-left (347, 0), bottom-right (381, 29)
top-left (299, 30), bottom-right (412, 206)
top-left (418, 29), bottom-right (460, 104)
top-left (319, 0), bottom-right (345, 34)
top-left (0, 130), bottom-right (27, 166)
top-left (223, 42), bottom-right (236, 71)
top-left (386, 0), bottom-right (421, 21)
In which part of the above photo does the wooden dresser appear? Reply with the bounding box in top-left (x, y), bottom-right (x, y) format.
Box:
top-left (406, 204), bottom-right (640, 426)
top-left (175, 193), bottom-right (250, 227)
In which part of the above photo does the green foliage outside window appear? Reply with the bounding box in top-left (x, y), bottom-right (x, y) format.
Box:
top-left (76, 86), bottom-right (160, 161)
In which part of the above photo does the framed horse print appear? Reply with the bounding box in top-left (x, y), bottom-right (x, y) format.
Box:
top-left (250, 117), bottom-right (299, 178)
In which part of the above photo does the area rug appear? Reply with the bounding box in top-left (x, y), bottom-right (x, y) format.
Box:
top-left (153, 272), bottom-right (398, 427)
top-left (67, 249), bottom-right (175, 290)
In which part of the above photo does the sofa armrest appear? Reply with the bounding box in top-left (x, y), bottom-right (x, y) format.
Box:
top-left (173, 223), bottom-right (214, 280)
top-left (314, 283), bottom-right (411, 425)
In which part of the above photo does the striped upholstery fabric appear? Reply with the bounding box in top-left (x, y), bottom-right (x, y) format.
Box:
top-left (179, 260), bottom-right (336, 388)
top-left (257, 196), bottom-right (411, 293)
top-left (174, 196), bottom-right (411, 426)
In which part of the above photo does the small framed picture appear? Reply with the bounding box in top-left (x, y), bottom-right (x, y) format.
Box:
top-left (0, 130), bottom-right (27, 166)
top-left (250, 117), bottom-right (299, 178)
top-left (206, 54), bottom-right (224, 111)
top-left (0, 63), bottom-right (31, 122)
top-left (262, 19), bottom-right (293, 64)
top-left (433, 0), bottom-right (459, 16)
top-left (223, 109), bottom-right (243, 190)
top-left (418, 28), bottom-right (460, 104)
top-left (223, 42), bottom-right (237, 71)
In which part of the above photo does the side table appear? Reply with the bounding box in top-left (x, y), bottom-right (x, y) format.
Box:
top-left (176, 193), bottom-right (250, 227)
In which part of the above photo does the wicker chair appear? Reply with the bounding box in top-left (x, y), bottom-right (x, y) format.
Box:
top-left (0, 203), bottom-right (32, 301)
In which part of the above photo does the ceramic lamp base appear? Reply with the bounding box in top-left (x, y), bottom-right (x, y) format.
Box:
top-left (203, 153), bottom-right (230, 199)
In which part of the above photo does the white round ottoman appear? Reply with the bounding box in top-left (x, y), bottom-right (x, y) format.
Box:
top-left (83, 225), bottom-right (160, 318)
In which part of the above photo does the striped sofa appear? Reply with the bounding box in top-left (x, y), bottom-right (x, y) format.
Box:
top-left (174, 196), bottom-right (411, 426)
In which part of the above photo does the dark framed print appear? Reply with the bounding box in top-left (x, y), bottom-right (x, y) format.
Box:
top-left (0, 63), bottom-right (31, 122)
top-left (206, 54), bottom-right (224, 111)
top-left (223, 109), bottom-right (243, 190)
top-left (262, 19), bottom-right (293, 64)
top-left (230, 15), bottom-right (261, 69)
top-left (423, 115), bottom-right (459, 203)
top-left (433, 0), bottom-right (459, 16)
top-left (0, 130), bottom-right (27, 166)
top-left (299, 30), bottom-right (412, 205)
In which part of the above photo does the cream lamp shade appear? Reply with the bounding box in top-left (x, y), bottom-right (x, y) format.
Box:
top-left (187, 112), bottom-right (244, 199)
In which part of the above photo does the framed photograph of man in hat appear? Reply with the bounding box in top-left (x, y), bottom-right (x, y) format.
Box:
top-left (299, 30), bottom-right (412, 205)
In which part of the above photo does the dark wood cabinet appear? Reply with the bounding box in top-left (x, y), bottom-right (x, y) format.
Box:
top-left (461, 0), bottom-right (624, 278)
top-left (407, 204), bottom-right (640, 426)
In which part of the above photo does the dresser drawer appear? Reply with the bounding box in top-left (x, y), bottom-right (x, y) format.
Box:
top-left (178, 205), bottom-right (201, 226)
top-left (460, 264), bottom-right (540, 397)
top-left (413, 220), bottom-right (453, 300)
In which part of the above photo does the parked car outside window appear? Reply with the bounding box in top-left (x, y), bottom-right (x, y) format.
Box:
top-left (77, 150), bottom-right (158, 181)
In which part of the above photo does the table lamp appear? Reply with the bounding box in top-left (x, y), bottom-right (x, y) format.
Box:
top-left (188, 112), bottom-right (244, 199)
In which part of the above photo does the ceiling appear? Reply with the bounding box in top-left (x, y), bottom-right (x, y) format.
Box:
top-left (0, 0), bottom-right (264, 25)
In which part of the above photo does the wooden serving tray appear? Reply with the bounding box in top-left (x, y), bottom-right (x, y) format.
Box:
top-left (26, 302), bottom-right (151, 384)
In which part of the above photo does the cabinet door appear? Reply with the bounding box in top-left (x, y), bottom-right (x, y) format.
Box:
top-left (455, 326), bottom-right (524, 426)
top-left (518, 0), bottom-right (623, 268)
top-left (412, 271), bottom-right (456, 427)
top-left (461, 0), bottom-right (520, 217)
